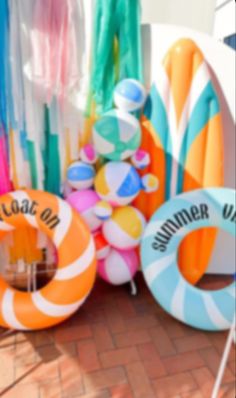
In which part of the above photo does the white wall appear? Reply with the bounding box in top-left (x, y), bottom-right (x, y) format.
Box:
top-left (141, 0), bottom-right (216, 34)
top-left (214, 0), bottom-right (235, 39)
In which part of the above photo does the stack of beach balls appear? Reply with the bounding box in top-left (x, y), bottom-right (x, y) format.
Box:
top-left (66, 79), bottom-right (158, 286)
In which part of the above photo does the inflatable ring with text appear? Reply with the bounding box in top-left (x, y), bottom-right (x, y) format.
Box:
top-left (0, 190), bottom-right (96, 330)
top-left (141, 188), bottom-right (235, 331)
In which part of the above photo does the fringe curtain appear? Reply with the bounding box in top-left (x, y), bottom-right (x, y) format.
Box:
top-left (0, 0), bottom-right (94, 266)
top-left (88, 0), bottom-right (143, 116)
top-left (0, 0), bottom-right (11, 195)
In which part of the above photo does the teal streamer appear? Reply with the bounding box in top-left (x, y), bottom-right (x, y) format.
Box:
top-left (27, 140), bottom-right (38, 189)
top-left (43, 104), bottom-right (61, 196)
top-left (89, 0), bottom-right (142, 115)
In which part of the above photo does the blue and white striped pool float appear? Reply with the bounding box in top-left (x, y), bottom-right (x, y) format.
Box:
top-left (141, 188), bottom-right (236, 331)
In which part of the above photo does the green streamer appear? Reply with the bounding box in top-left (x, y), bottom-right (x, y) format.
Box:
top-left (43, 105), bottom-right (61, 196)
top-left (89, 0), bottom-right (142, 115)
top-left (27, 141), bottom-right (38, 189)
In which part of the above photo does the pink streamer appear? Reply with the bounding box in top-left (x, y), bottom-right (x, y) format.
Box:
top-left (32, 0), bottom-right (78, 104)
top-left (0, 134), bottom-right (12, 195)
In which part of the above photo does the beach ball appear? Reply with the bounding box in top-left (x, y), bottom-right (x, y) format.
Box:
top-left (97, 248), bottom-right (139, 285)
top-left (114, 79), bottom-right (146, 112)
top-left (103, 206), bottom-right (146, 250)
top-left (80, 144), bottom-right (98, 165)
top-left (142, 174), bottom-right (159, 193)
top-left (94, 201), bottom-right (113, 221)
top-left (131, 149), bottom-right (150, 170)
top-left (94, 232), bottom-right (111, 260)
top-left (67, 161), bottom-right (95, 190)
top-left (67, 189), bottom-right (102, 232)
top-left (95, 162), bottom-right (142, 206)
top-left (93, 109), bottom-right (141, 161)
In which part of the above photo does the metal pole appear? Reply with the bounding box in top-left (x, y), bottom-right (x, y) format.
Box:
top-left (130, 279), bottom-right (138, 296)
top-left (211, 316), bottom-right (236, 398)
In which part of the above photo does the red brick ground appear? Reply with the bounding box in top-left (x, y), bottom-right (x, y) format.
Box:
top-left (0, 275), bottom-right (235, 398)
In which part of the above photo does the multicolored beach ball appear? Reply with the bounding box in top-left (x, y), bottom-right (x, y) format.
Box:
top-left (67, 161), bottom-right (95, 190)
top-left (103, 206), bottom-right (146, 250)
top-left (94, 232), bottom-right (110, 260)
top-left (80, 144), bottom-right (98, 165)
top-left (95, 162), bottom-right (142, 207)
top-left (66, 189), bottom-right (102, 232)
top-left (93, 110), bottom-right (141, 161)
top-left (94, 200), bottom-right (113, 221)
top-left (97, 248), bottom-right (139, 285)
top-left (114, 79), bottom-right (146, 112)
top-left (131, 149), bottom-right (150, 170)
top-left (141, 174), bottom-right (159, 193)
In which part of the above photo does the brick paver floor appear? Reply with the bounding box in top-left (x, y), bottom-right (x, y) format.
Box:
top-left (0, 274), bottom-right (235, 398)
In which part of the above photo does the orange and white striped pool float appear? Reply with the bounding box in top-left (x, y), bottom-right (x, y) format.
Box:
top-left (0, 190), bottom-right (97, 330)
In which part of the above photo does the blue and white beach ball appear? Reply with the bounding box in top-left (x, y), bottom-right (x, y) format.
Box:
top-left (114, 79), bottom-right (146, 112)
top-left (93, 110), bottom-right (141, 161)
top-left (67, 161), bottom-right (95, 190)
top-left (95, 162), bottom-right (142, 206)
top-left (94, 200), bottom-right (113, 221)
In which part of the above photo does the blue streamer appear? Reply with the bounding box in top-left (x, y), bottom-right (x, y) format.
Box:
top-left (0, 0), bottom-right (10, 134)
